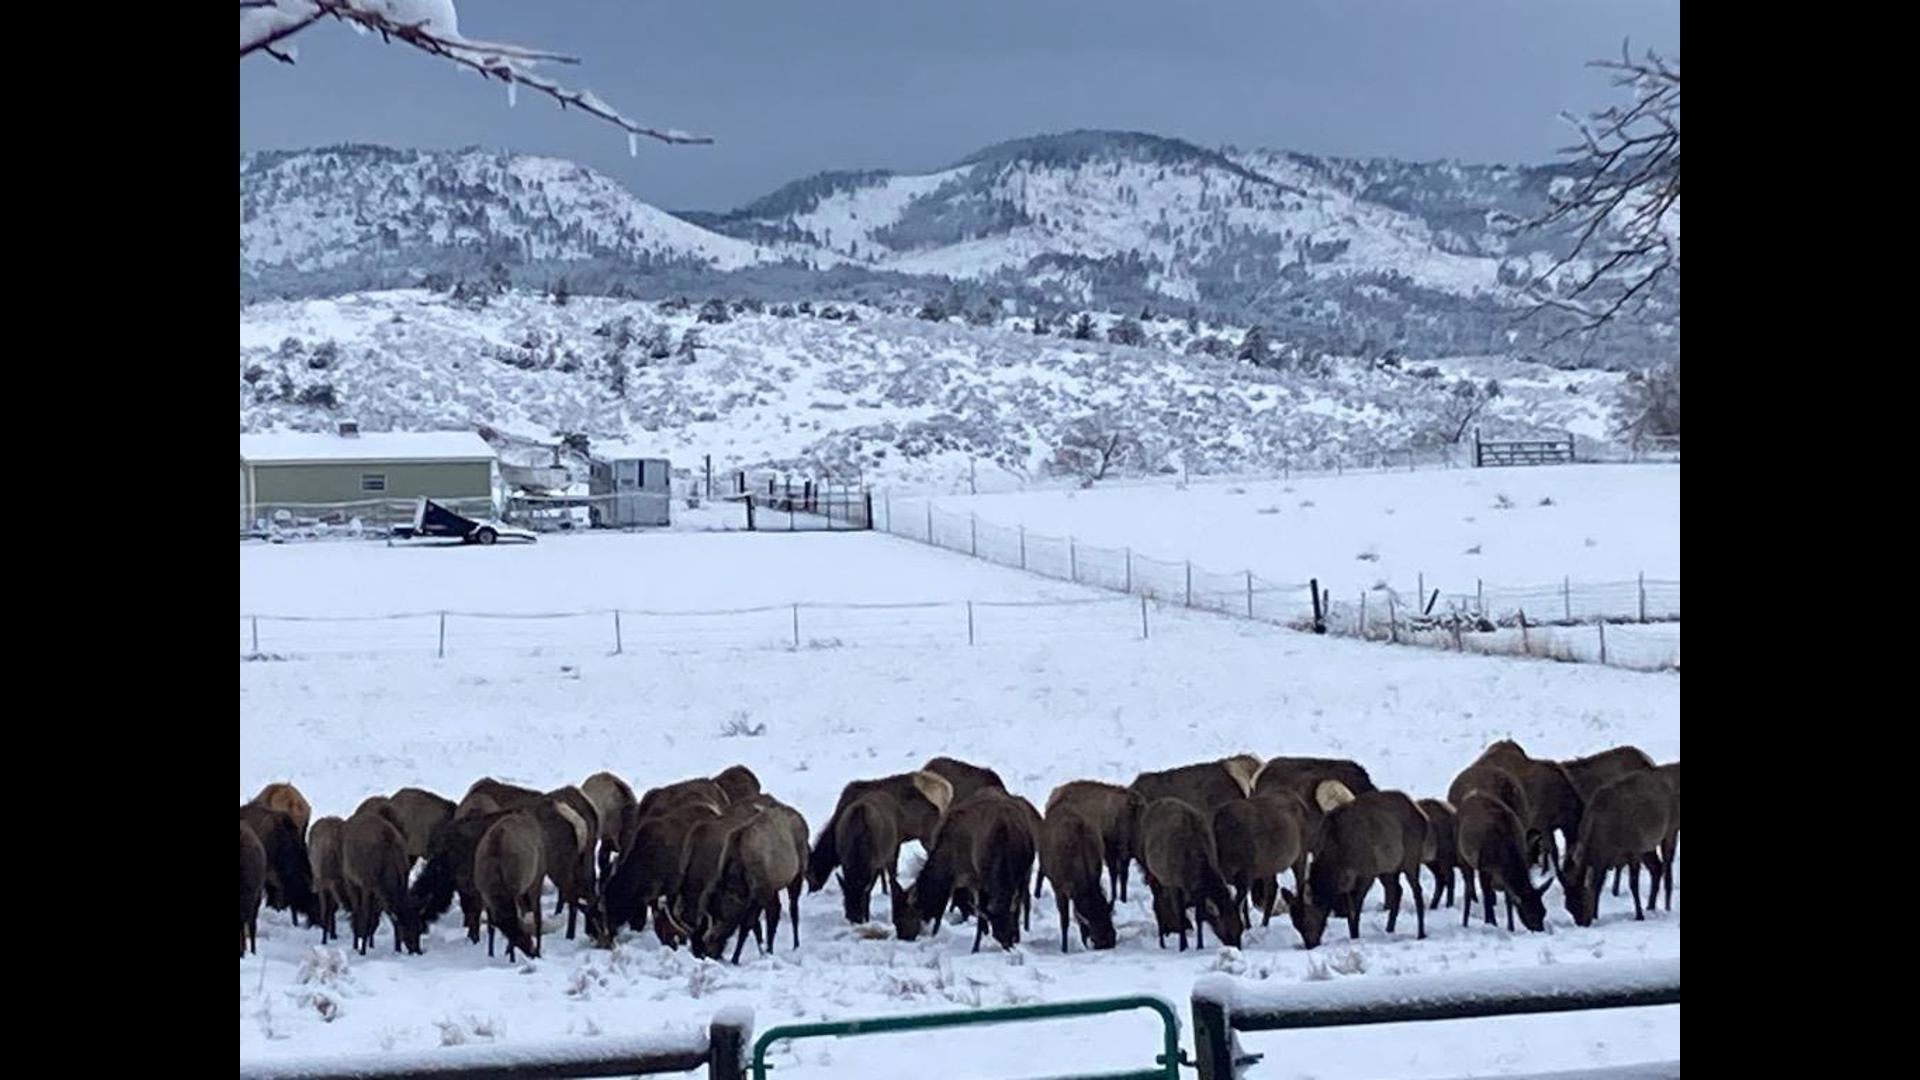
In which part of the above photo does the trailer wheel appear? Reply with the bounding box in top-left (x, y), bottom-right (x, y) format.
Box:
top-left (475, 527), bottom-right (497, 546)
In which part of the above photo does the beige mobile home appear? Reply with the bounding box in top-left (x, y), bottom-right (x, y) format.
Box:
top-left (239, 424), bottom-right (496, 530)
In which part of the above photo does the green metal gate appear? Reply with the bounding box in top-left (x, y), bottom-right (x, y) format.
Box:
top-left (749, 995), bottom-right (1187, 1080)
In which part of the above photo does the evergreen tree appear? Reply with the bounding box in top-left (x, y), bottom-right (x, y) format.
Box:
top-left (1072, 313), bottom-right (1095, 340)
top-left (1237, 325), bottom-right (1270, 366)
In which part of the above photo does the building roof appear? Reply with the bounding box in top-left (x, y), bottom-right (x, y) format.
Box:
top-left (240, 430), bottom-right (497, 466)
top-left (590, 443), bottom-right (671, 463)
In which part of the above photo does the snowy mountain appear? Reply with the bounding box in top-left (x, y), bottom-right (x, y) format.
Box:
top-left (239, 289), bottom-right (1629, 493)
top-left (239, 133), bottom-right (1676, 367)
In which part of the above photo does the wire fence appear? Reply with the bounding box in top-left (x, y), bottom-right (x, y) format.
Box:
top-left (880, 498), bottom-right (1680, 673)
top-left (239, 594), bottom-right (1165, 659)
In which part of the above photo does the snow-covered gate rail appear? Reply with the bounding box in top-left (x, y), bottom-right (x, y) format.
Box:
top-left (1188, 958), bottom-right (1680, 1080)
top-left (238, 1009), bottom-right (751, 1080)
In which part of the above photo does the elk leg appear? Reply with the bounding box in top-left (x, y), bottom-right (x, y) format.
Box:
top-left (789, 877), bottom-right (803, 949)
top-left (1480, 870), bottom-right (1497, 927)
top-left (1505, 891), bottom-right (1515, 932)
top-left (1409, 870), bottom-right (1426, 940)
top-left (487, 918), bottom-right (496, 959)
top-left (731, 923), bottom-right (750, 965)
top-left (533, 898), bottom-right (544, 958)
top-left (1346, 888), bottom-right (1363, 940)
top-left (765, 897), bottom-right (782, 955)
top-left (1611, 864), bottom-right (1623, 896)
top-left (1035, 864), bottom-right (1046, 899)
top-left (1661, 835), bottom-right (1677, 910)
top-left (973, 910), bottom-right (988, 954)
top-left (1629, 857), bottom-right (1648, 920)
top-left (1380, 874), bottom-right (1401, 934)
top-left (567, 895), bottom-right (579, 941)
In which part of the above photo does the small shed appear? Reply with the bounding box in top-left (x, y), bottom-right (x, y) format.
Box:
top-left (588, 444), bottom-right (672, 527)
top-left (240, 424), bottom-right (497, 529)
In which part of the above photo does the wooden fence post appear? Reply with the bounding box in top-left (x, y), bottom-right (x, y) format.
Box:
top-left (1019, 526), bottom-right (1027, 569)
top-left (1418, 572), bottom-right (1425, 610)
top-left (1070, 538), bottom-right (1078, 582)
top-left (967, 601), bottom-right (975, 646)
top-left (1598, 619), bottom-right (1608, 665)
top-left (1476, 578), bottom-right (1485, 618)
top-left (1185, 561), bottom-right (1193, 607)
top-left (250, 616), bottom-right (259, 654)
top-left (791, 604), bottom-right (800, 649)
top-left (1638, 572), bottom-right (1647, 622)
top-left (1140, 595), bottom-right (1149, 639)
top-left (864, 492), bottom-right (874, 532)
top-left (1519, 608), bottom-right (1530, 655)
top-left (1245, 571), bottom-right (1254, 618)
top-left (1190, 993), bottom-right (1235, 1080)
top-left (926, 502), bottom-right (934, 544)
top-left (1125, 548), bottom-right (1133, 593)
top-left (1563, 576), bottom-right (1572, 622)
top-left (1359, 592), bottom-right (1367, 639)
top-left (1388, 594), bottom-right (1398, 644)
top-left (437, 612), bottom-right (446, 658)
top-left (970, 513), bottom-right (978, 558)
top-left (704, 454), bottom-right (712, 499)
top-left (1310, 576), bottom-right (1325, 634)
top-left (744, 495), bottom-right (756, 531)
top-left (708, 1012), bottom-right (750, 1080)
top-left (613, 611), bottom-right (623, 655)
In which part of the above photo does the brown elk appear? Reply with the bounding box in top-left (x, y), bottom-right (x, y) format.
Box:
top-left (712, 765), bottom-right (762, 805)
top-left (387, 788), bottom-right (456, 866)
top-left (808, 770), bottom-right (953, 891)
top-left (665, 796), bottom-right (777, 944)
top-left (240, 823), bottom-right (266, 957)
top-left (1046, 780), bottom-right (1147, 902)
top-left (948, 791), bottom-right (1041, 930)
top-left (412, 807), bottom-right (517, 942)
top-left (342, 807), bottom-right (423, 955)
top-left (1472, 742), bottom-right (1583, 873)
top-left (1447, 763), bottom-right (1537, 887)
top-left (832, 790), bottom-right (903, 924)
top-left (238, 804), bottom-right (319, 925)
top-left (1454, 793), bottom-right (1549, 932)
top-left (474, 811), bottom-right (545, 960)
top-left (1139, 798), bottom-right (1244, 951)
top-left (1282, 790), bottom-right (1428, 948)
top-left (581, 771), bottom-right (637, 882)
top-left (307, 815), bottom-right (348, 944)
top-left (1250, 756), bottom-right (1377, 806)
top-left (690, 801), bottom-right (809, 964)
top-left (588, 799), bottom-right (725, 948)
top-left (1130, 758), bottom-right (1258, 817)
top-left (537, 788), bottom-right (599, 940)
top-left (892, 789), bottom-right (1033, 951)
top-left (1654, 761), bottom-right (1680, 910)
top-left (249, 783), bottom-right (312, 839)
top-left (1212, 793), bottom-right (1309, 927)
top-left (1414, 799), bottom-right (1459, 908)
top-left (635, 777), bottom-right (733, 822)
top-left (923, 756), bottom-right (1007, 802)
top-left (1038, 806), bottom-right (1117, 953)
top-left (1560, 769), bottom-right (1672, 926)
top-left (1560, 746), bottom-right (1656, 896)
top-left (461, 778), bottom-right (543, 814)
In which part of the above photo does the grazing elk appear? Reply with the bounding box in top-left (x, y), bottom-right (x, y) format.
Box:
top-left (307, 815), bottom-right (348, 943)
top-left (1560, 746), bottom-right (1657, 896)
top-left (1447, 763), bottom-right (1537, 888)
top-left (537, 788), bottom-right (599, 940)
top-left (1472, 742), bottom-right (1583, 873)
top-left (1251, 756), bottom-right (1377, 807)
top-left (1454, 793), bottom-right (1548, 932)
top-left (240, 823), bottom-right (266, 957)
top-left (1130, 758), bottom-right (1258, 818)
top-left (1282, 790), bottom-right (1429, 949)
top-left (923, 756), bottom-right (1007, 803)
top-left (832, 790), bottom-right (904, 924)
top-left (459, 778), bottom-right (542, 816)
top-left (249, 783), bottom-right (312, 840)
top-left (581, 771), bottom-right (637, 882)
top-left (712, 765), bottom-right (762, 805)
top-left (1037, 807), bottom-right (1117, 953)
top-left (1212, 793), bottom-right (1309, 928)
top-left (1415, 799), bottom-right (1459, 908)
top-left (474, 811), bottom-right (545, 961)
top-left (690, 801), bottom-right (809, 964)
top-left (388, 788), bottom-right (456, 866)
top-left (666, 796), bottom-right (777, 945)
top-left (342, 807), bottom-right (422, 955)
top-left (808, 771), bottom-right (953, 891)
top-left (237, 804), bottom-right (318, 926)
top-left (636, 777), bottom-right (733, 821)
top-left (1138, 798), bottom-right (1244, 951)
top-left (1045, 780), bottom-right (1147, 902)
top-left (949, 792), bottom-right (1041, 930)
top-left (588, 798), bottom-right (724, 948)
top-left (1654, 761), bottom-right (1680, 910)
top-left (413, 808), bottom-right (515, 942)
top-left (1560, 770), bottom-right (1672, 926)
top-left (893, 789), bottom-right (1033, 952)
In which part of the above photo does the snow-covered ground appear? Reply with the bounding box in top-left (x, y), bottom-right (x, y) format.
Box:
top-left (907, 464), bottom-right (1680, 607)
top-left (240, 529), bottom-right (1679, 1077)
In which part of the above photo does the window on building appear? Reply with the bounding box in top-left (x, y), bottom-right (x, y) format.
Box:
top-left (360, 473), bottom-right (387, 493)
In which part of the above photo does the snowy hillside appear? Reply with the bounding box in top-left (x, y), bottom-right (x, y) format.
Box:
top-left (239, 289), bottom-right (1628, 492)
top-left (240, 133), bottom-right (1676, 367)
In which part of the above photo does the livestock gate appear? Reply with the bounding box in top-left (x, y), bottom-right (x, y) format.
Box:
top-left (1473, 428), bottom-right (1577, 468)
top-left (737, 471), bottom-right (874, 532)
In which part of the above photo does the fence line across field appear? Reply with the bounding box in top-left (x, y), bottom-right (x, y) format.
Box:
top-left (880, 496), bottom-right (1679, 672)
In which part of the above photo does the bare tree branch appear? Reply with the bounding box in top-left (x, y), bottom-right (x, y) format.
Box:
top-left (1516, 40), bottom-right (1679, 340)
top-left (240, 2), bottom-right (712, 147)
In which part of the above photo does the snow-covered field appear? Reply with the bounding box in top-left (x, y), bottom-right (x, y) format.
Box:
top-left (240, 530), bottom-right (1679, 1077)
top-left (910, 464), bottom-right (1680, 607)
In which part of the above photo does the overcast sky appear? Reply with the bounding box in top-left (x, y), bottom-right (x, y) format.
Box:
top-left (239, 1), bottom-right (1679, 212)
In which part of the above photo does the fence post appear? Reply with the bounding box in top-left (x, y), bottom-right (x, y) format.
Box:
top-left (613, 611), bottom-right (623, 655)
top-left (1563, 576), bottom-right (1572, 622)
top-left (1140, 595), bottom-right (1149, 639)
top-left (1359, 591), bottom-right (1367, 639)
top-left (704, 454), bottom-right (713, 499)
top-left (1638, 572), bottom-right (1647, 622)
top-left (708, 1011), bottom-right (750, 1080)
top-left (1476, 578), bottom-right (1484, 618)
top-left (885, 493), bottom-right (892, 533)
top-left (1519, 608), bottom-right (1530, 655)
top-left (1019, 526), bottom-right (1027, 570)
top-left (791, 604), bottom-right (800, 649)
top-left (250, 616), bottom-right (259, 654)
top-left (926, 502), bottom-right (934, 544)
top-left (970, 513), bottom-right (978, 558)
top-left (1408, 447), bottom-right (1415, 472)
top-left (1125, 548), bottom-right (1133, 593)
top-left (967, 601), bottom-right (975, 646)
top-left (437, 612), bottom-right (446, 658)
top-left (1191, 993), bottom-right (1235, 1080)
top-left (1418, 572), bottom-right (1425, 609)
top-left (745, 495), bottom-right (756, 531)
top-left (1598, 619), bottom-right (1608, 665)
top-left (1185, 561), bottom-right (1193, 607)
top-left (1388, 593), bottom-right (1398, 644)
top-left (1070, 538), bottom-right (1078, 582)
top-left (1245, 571), bottom-right (1254, 618)
top-left (864, 492), bottom-right (874, 532)
top-left (1310, 576), bottom-right (1325, 634)
top-left (1283, 458), bottom-right (1290, 481)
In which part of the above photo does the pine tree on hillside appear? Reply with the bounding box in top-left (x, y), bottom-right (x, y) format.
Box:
top-left (1072, 313), bottom-right (1095, 340)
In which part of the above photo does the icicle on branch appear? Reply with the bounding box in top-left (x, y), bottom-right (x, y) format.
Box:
top-left (239, 2), bottom-right (712, 148)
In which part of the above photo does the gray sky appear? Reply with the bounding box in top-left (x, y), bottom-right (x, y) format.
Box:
top-left (239, 1), bottom-right (1678, 212)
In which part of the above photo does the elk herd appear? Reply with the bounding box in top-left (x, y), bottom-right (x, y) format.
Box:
top-left (239, 742), bottom-right (1679, 964)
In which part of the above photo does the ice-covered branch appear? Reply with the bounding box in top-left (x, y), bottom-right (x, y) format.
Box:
top-left (239, 2), bottom-right (712, 149)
